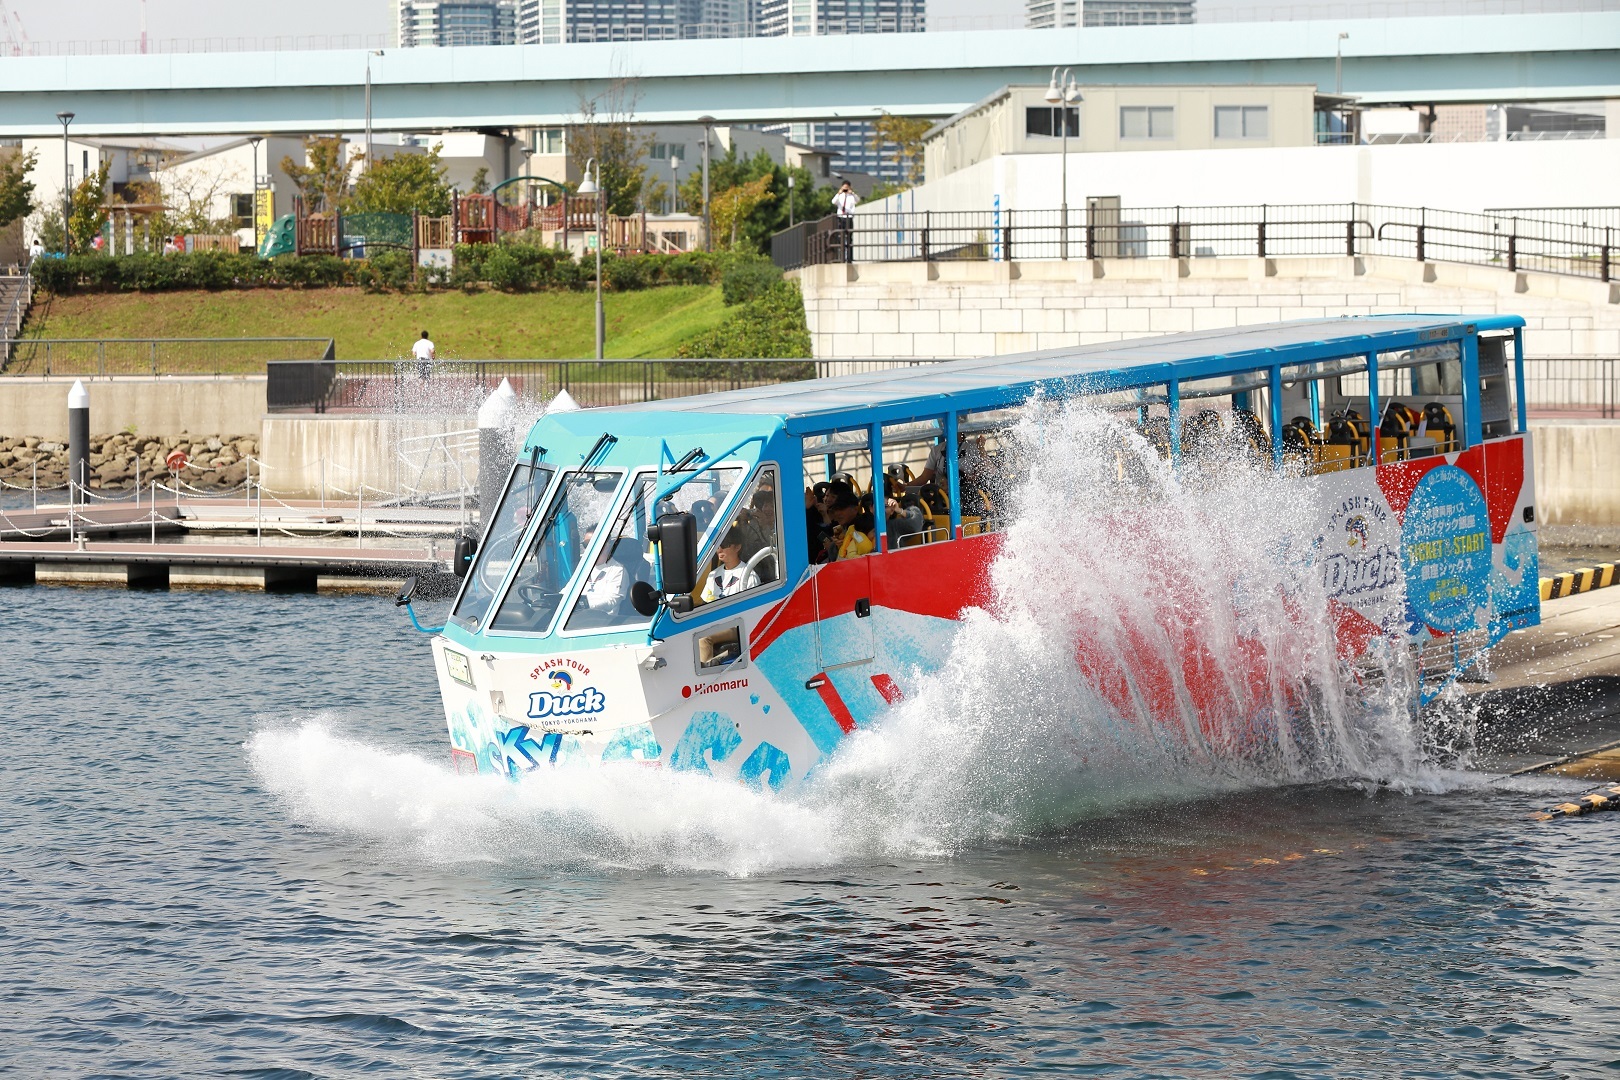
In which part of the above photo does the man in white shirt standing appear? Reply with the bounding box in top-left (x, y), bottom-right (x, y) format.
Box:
top-left (831, 180), bottom-right (859, 264)
top-left (412, 330), bottom-right (435, 379)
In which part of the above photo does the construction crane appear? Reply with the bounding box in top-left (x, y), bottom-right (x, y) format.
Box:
top-left (0, 0), bottom-right (29, 57)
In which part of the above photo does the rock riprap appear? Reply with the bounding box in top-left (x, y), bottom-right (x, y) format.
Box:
top-left (0, 433), bottom-right (260, 490)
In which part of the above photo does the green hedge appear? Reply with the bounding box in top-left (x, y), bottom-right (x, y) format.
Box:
top-left (34, 247), bottom-right (781, 296)
top-left (674, 280), bottom-right (812, 361)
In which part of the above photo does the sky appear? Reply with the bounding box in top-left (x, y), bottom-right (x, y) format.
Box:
top-left (3, 0), bottom-right (1037, 47)
top-left (1, 0), bottom-right (1339, 48)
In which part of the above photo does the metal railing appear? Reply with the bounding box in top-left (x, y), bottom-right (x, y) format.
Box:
top-left (782, 203), bottom-right (1619, 283)
top-left (267, 358), bottom-right (932, 413)
top-left (0, 337), bottom-right (336, 377)
top-left (1522, 356), bottom-right (1617, 418)
top-left (0, 273), bottom-right (31, 361)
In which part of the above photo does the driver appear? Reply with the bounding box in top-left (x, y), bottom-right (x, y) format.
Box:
top-left (577, 525), bottom-right (630, 616)
top-left (700, 527), bottom-right (760, 603)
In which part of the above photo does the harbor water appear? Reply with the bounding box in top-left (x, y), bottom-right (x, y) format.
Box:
top-left (6, 404), bottom-right (1620, 1076)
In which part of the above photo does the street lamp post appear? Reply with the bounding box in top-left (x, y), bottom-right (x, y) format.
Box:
top-left (364, 50), bottom-right (384, 171)
top-left (788, 171), bottom-right (796, 228)
top-left (578, 159), bottom-right (605, 361)
top-left (1335, 32), bottom-right (1349, 95)
top-left (1044, 68), bottom-right (1080, 260)
top-left (249, 136), bottom-right (263, 253)
top-left (56, 111), bottom-right (74, 254)
top-left (669, 153), bottom-right (680, 216)
top-left (698, 115), bottom-right (714, 251)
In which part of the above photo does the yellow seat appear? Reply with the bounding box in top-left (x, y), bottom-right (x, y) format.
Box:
top-left (1377, 436), bottom-right (1406, 464)
top-left (1311, 444), bottom-right (1354, 474)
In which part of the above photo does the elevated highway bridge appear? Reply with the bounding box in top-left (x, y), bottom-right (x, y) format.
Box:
top-left (0, 12), bottom-right (1615, 137)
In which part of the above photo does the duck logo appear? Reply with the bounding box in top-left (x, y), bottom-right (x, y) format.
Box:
top-left (547, 669), bottom-right (573, 692)
top-left (1345, 515), bottom-right (1369, 549)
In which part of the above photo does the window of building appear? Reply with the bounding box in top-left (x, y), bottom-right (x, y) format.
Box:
top-left (1025, 106), bottom-right (1080, 138)
top-left (231, 194), bottom-right (253, 228)
top-left (534, 127), bottom-right (566, 155)
top-left (1119, 106), bottom-right (1174, 140)
top-left (651, 142), bottom-right (686, 164)
top-left (1214, 105), bottom-right (1269, 140)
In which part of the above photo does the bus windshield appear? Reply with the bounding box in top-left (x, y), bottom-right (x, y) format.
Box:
top-left (450, 461), bottom-right (554, 630)
top-left (489, 470), bottom-right (622, 634)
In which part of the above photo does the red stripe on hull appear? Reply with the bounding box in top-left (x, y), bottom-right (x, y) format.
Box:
top-left (814, 677), bottom-right (858, 734)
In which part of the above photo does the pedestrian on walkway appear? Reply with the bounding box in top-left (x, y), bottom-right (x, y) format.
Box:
top-left (413, 330), bottom-right (436, 379)
top-left (832, 180), bottom-right (859, 264)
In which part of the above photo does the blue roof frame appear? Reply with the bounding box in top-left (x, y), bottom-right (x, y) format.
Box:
top-left (610, 315), bottom-right (1523, 434)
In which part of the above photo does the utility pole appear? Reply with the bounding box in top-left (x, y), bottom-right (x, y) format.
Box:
top-left (1336, 32), bottom-right (1349, 95)
top-left (699, 115), bottom-right (714, 252)
top-left (578, 159), bottom-right (605, 360)
top-left (56, 110), bottom-right (73, 254)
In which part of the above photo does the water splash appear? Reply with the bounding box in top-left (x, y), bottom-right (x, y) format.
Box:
top-left (252, 400), bottom-right (1453, 874)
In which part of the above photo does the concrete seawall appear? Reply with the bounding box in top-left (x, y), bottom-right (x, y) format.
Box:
top-left (0, 376), bottom-right (266, 442)
top-left (1534, 421), bottom-right (1620, 527)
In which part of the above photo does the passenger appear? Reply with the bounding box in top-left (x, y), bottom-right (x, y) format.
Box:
top-left (740, 487), bottom-right (780, 582)
top-left (700, 527), bottom-right (760, 603)
top-left (886, 492), bottom-right (928, 549)
top-left (805, 481), bottom-right (833, 553)
top-left (910, 432), bottom-right (987, 492)
top-left (830, 491), bottom-right (875, 560)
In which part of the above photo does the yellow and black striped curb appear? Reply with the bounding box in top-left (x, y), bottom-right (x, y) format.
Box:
top-left (1540, 562), bottom-right (1618, 601)
top-left (1533, 783), bottom-right (1620, 821)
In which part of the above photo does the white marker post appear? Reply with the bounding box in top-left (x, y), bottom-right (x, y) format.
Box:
top-left (67, 379), bottom-right (90, 500)
top-left (476, 378), bottom-right (517, 539)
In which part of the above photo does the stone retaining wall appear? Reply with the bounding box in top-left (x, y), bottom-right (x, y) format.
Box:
top-left (796, 255), bottom-right (1620, 361)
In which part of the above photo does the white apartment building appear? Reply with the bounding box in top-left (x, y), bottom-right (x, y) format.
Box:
top-left (396, 0), bottom-right (517, 46)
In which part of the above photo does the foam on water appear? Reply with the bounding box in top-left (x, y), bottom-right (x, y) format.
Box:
top-left (251, 400), bottom-right (1459, 875)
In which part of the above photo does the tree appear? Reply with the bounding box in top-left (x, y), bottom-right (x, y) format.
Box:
top-left (141, 165), bottom-right (242, 236)
top-left (351, 145), bottom-right (454, 216)
top-left (678, 148), bottom-right (836, 253)
top-left (0, 148), bottom-right (37, 229)
top-left (868, 113), bottom-right (933, 188)
top-left (468, 166), bottom-right (490, 195)
top-left (568, 81), bottom-right (662, 217)
top-left (280, 136), bottom-right (356, 214)
top-left (68, 160), bottom-right (111, 252)
top-left (711, 175), bottom-right (776, 250)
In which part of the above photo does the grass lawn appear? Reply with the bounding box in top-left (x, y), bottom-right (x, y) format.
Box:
top-left (23, 286), bottom-right (730, 365)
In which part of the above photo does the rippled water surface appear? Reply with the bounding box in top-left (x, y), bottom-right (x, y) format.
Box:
top-left (5, 584), bottom-right (1620, 1078)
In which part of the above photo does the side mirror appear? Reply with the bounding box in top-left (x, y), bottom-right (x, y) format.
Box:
top-left (453, 534), bottom-right (477, 578)
top-left (630, 580), bottom-right (660, 617)
top-left (394, 575), bottom-right (419, 607)
top-left (646, 510), bottom-right (698, 597)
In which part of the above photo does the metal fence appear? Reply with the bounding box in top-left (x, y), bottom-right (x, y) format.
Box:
top-left (266, 358), bottom-right (937, 413)
top-left (0, 338), bottom-right (336, 377)
top-left (781, 204), bottom-right (1619, 282)
top-left (264, 355), bottom-right (1617, 418)
top-left (1522, 356), bottom-right (1617, 418)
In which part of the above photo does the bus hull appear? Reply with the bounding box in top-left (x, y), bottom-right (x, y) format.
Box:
top-left (432, 433), bottom-right (1539, 787)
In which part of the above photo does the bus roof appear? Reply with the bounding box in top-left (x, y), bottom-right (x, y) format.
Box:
top-left (615, 314), bottom-right (1523, 433)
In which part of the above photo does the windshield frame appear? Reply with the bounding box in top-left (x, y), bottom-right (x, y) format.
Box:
top-left (446, 457), bottom-right (559, 633)
top-left (482, 467), bottom-right (628, 639)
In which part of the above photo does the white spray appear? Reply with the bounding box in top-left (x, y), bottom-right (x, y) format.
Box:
top-left (251, 401), bottom-right (1439, 874)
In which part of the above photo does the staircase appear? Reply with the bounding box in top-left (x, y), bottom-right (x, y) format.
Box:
top-left (0, 272), bottom-right (32, 369)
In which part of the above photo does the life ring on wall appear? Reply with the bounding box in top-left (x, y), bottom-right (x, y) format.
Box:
top-left (165, 450), bottom-right (189, 472)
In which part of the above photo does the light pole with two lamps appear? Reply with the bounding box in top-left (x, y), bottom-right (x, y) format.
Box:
top-left (577, 158), bottom-right (606, 360)
top-left (56, 110), bottom-right (74, 254)
top-left (1043, 68), bottom-right (1080, 260)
